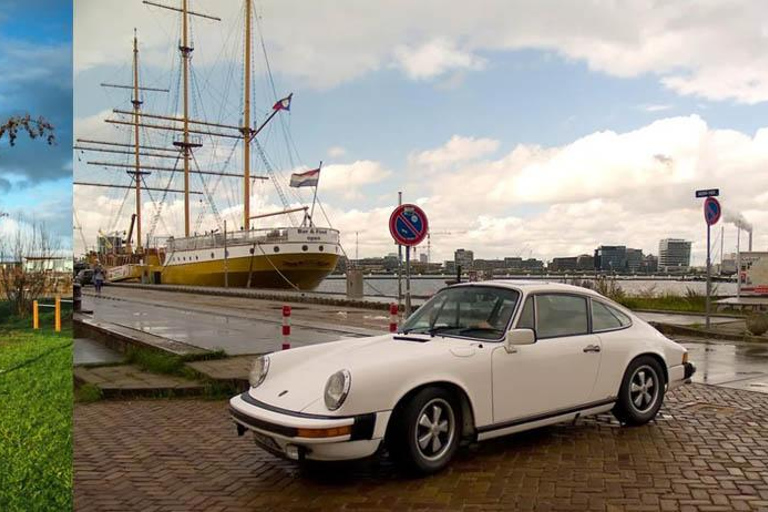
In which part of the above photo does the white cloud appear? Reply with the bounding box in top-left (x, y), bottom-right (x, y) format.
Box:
top-left (75, 1), bottom-right (768, 102)
top-left (327, 146), bottom-right (347, 158)
top-left (316, 160), bottom-right (392, 200)
top-left (394, 39), bottom-right (485, 80)
top-left (74, 116), bottom-right (768, 265)
top-left (641, 104), bottom-right (672, 112)
top-left (409, 135), bottom-right (499, 169)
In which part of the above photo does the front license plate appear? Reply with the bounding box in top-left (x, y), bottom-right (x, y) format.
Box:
top-left (252, 432), bottom-right (281, 453)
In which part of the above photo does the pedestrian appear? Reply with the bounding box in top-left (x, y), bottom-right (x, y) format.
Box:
top-left (94, 267), bottom-right (104, 296)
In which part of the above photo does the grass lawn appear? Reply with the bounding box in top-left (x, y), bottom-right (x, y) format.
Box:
top-left (0, 302), bottom-right (72, 512)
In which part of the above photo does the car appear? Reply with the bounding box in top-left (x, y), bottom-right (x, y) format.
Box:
top-left (228, 281), bottom-right (695, 474)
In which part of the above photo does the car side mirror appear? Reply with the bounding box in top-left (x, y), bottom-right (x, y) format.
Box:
top-left (504, 328), bottom-right (536, 353)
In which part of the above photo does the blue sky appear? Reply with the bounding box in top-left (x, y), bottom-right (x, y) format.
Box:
top-left (73, 1), bottom-right (768, 264)
top-left (0, 0), bottom-right (72, 247)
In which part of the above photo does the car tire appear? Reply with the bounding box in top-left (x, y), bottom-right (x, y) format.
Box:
top-left (387, 387), bottom-right (461, 475)
top-left (613, 355), bottom-right (665, 426)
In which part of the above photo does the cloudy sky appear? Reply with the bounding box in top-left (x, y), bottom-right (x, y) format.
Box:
top-left (73, 0), bottom-right (768, 265)
top-left (0, 0), bottom-right (72, 248)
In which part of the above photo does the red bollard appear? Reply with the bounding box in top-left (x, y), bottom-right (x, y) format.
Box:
top-left (282, 305), bottom-right (291, 350)
top-left (389, 303), bottom-right (398, 333)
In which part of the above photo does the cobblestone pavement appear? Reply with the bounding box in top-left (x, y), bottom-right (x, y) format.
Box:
top-left (74, 384), bottom-right (768, 512)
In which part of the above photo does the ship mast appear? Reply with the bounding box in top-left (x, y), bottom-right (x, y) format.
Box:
top-left (181, 0), bottom-right (191, 236)
top-left (243, 0), bottom-right (252, 231)
top-left (132, 29), bottom-right (143, 252)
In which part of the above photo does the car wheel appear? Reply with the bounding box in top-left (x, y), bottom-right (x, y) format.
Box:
top-left (387, 387), bottom-right (461, 475)
top-left (613, 355), bottom-right (665, 426)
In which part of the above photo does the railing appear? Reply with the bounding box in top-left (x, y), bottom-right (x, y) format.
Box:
top-left (168, 226), bottom-right (339, 252)
top-left (32, 295), bottom-right (73, 332)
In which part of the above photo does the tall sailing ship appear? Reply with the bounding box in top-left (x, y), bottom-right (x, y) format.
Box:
top-left (74, 0), bottom-right (340, 290)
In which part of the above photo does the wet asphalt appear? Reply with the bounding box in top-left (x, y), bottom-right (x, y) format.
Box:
top-left (75, 290), bottom-right (768, 394)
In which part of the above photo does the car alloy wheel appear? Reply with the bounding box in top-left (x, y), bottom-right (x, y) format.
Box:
top-left (414, 398), bottom-right (455, 462)
top-left (628, 364), bottom-right (659, 414)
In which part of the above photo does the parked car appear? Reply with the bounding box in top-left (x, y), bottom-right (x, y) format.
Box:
top-left (75, 269), bottom-right (93, 285)
top-left (229, 282), bottom-right (695, 474)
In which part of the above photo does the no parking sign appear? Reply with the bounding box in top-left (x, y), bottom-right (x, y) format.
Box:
top-left (389, 204), bottom-right (428, 247)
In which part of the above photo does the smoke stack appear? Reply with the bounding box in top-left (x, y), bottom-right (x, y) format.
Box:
top-left (749, 230), bottom-right (753, 252)
top-left (724, 210), bottom-right (753, 233)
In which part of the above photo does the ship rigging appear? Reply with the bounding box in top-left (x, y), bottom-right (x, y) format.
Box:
top-left (74, 0), bottom-right (341, 290)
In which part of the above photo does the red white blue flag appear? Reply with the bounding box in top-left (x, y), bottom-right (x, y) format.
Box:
top-left (289, 168), bottom-right (320, 188)
top-left (273, 93), bottom-right (293, 111)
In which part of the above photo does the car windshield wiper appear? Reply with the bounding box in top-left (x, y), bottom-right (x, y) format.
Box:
top-left (457, 326), bottom-right (504, 337)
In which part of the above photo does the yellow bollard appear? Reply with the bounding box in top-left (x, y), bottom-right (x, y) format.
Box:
top-left (55, 295), bottom-right (61, 332)
top-left (33, 300), bottom-right (39, 330)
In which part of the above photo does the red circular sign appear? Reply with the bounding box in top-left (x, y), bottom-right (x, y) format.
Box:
top-left (389, 204), bottom-right (429, 247)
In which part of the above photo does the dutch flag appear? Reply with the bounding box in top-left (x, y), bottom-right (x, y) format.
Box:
top-left (289, 168), bottom-right (320, 188)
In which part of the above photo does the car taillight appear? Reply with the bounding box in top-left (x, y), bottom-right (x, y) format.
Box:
top-left (682, 352), bottom-right (689, 364)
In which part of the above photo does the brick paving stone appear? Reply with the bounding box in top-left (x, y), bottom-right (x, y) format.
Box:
top-left (74, 384), bottom-right (768, 512)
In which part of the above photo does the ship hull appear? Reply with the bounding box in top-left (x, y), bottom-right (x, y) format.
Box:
top-left (160, 252), bottom-right (339, 289)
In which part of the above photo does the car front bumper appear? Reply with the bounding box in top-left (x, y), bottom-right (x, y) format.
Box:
top-left (229, 392), bottom-right (390, 461)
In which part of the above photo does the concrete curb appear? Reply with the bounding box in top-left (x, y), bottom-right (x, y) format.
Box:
top-left (650, 321), bottom-right (768, 343)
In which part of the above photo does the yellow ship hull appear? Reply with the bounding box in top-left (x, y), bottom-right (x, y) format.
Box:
top-left (159, 252), bottom-right (339, 290)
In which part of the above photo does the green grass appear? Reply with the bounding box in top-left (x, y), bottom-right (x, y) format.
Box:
top-left (618, 295), bottom-right (709, 313)
top-left (0, 314), bottom-right (72, 512)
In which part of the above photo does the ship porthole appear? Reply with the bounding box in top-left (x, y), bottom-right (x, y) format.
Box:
top-left (273, 246), bottom-right (279, 253)
top-left (302, 245), bottom-right (308, 252)
top-left (319, 245), bottom-right (324, 252)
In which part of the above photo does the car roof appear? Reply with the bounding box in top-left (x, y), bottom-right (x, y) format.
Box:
top-left (449, 279), bottom-right (604, 297)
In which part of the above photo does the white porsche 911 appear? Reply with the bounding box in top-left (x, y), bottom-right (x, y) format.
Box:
top-left (229, 281), bottom-right (695, 474)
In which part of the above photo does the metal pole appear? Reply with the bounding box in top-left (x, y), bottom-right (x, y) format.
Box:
top-left (133, 30), bottom-right (143, 252)
top-left (243, 0), bottom-right (251, 231)
top-left (224, 220), bottom-right (229, 289)
top-left (736, 227), bottom-right (741, 298)
top-left (706, 223), bottom-right (711, 329)
top-left (182, 0), bottom-right (191, 237)
top-left (405, 245), bottom-right (412, 317)
top-left (397, 191), bottom-right (402, 312)
top-left (309, 161), bottom-right (322, 225)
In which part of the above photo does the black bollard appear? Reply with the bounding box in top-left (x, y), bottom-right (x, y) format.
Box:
top-left (73, 282), bottom-right (82, 312)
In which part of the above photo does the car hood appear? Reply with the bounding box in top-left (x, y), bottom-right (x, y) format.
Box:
top-left (248, 333), bottom-right (481, 414)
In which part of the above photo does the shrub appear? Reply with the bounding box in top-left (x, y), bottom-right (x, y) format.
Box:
top-left (746, 313), bottom-right (768, 336)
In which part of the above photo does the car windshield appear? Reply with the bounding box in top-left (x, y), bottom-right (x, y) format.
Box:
top-left (401, 286), bottom-right (520, 341)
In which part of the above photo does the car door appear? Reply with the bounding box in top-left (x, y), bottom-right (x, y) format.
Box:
top-left (491, 293), bottom-right (603, 424)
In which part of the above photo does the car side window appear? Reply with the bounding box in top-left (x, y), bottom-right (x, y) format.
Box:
top-left (592, 300), bottom-right (623, 331)
top-left (517, 296), bottom-right (535, 330)
top-left (535, 294), bottom-right (588, 338)
top-left (607, 303), bottom-right (631, 328)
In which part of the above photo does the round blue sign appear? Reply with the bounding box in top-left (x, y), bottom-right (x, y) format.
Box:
top-left (704, 197), bottom-right (721, 226)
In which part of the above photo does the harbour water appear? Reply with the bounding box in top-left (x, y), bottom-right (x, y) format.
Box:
top-left (316, 275), bottom-right (738, 300)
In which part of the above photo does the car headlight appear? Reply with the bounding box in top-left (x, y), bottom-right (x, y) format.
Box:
top-left (249, 355), bottom-right (270, 388)
top-left (324, 369), bottom-right (351, 411)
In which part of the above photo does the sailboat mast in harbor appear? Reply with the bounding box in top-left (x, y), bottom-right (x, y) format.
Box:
top-left (74, 0), bottom-right (342, 290)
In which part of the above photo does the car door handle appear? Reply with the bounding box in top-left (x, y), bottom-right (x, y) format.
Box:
top-left (583, 345), bottom-right (601, 353)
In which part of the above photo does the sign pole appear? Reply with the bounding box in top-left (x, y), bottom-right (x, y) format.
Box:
top-left (224, 220), bottom-right (229, 289)
top-left (706, 222), bottom-right (711, 329)
top-left (698, 190), bottom-right (720, 330)
top-left (397, 191), bottom-right (402, 314)
top-left (405, 245), bottom-right (412, 317)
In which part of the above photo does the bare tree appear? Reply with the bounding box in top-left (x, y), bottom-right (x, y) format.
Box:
top-left (0, 115), bottom-right (55, 147)
top-left (0, 217), bottom-right (62, 317)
